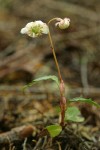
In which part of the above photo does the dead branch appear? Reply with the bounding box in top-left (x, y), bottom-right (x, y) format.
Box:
top-left (0, 125), bottom-right (35, 146)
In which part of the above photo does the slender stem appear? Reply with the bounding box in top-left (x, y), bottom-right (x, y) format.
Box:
top-left (47, 19), bottom-right (66, 127)
top-left (47, 25), bottom-right (62, 82)
top-left (48, 18), bottom-right (59, 24)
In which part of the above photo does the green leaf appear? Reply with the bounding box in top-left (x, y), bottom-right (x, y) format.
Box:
top-left (65, 106), bottom-right (84, 122)
top-left (23, 75), bottom-right (59, 90)
top-left (46, 124), bottom-right (62, 138)
top-left (69, 97), bottom-right (100, 107)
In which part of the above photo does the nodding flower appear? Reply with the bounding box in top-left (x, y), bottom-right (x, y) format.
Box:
top-left (20, 21), bottom-right (49, 38)
top-left (55, 18), bottom-right (70, 29)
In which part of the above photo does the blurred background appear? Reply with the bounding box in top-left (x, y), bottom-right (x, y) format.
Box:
top-left (0, 0), bottom-right (100, 98)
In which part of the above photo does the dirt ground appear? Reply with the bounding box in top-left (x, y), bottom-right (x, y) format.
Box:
top-left (0, 0), bottom-right (100, 149)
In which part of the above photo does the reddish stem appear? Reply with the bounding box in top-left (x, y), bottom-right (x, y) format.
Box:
top-left (48, 19), bottom-right (67, 127)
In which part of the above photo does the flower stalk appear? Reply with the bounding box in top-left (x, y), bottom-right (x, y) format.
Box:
top-left (48, 18), bottom-right (69, 127)
top-left (47, 26), bottom-right (62, 82)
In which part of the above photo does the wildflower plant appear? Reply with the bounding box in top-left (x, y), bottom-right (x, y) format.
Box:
top-left (21, 18), bottom-right (100, 138)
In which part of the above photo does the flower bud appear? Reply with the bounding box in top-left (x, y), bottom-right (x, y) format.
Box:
top-left (55, 18), bottom-right (70, 29)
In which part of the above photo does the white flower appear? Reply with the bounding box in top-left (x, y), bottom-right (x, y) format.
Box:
top-left (20, 21), bottom-right (49, 38)
top-left (55, 18), bottom-right (70, 29)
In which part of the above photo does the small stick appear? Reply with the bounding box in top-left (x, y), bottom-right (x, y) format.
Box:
top-left (0, 125), bottom-right (34, 146)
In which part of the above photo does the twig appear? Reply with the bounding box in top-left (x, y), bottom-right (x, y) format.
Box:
top-left (56, 141), bottom-right (62, 150)
top-left (0, 125), bottom-right (34, 146)
top-left (41, 136), bottom-right (48, 149)
top-left (33, 138), bottom-right (42, 150)
top-left (22, 138), bottom-right (27, 150)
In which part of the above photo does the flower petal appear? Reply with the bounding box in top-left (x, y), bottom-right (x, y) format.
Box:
top-left (34, 20), bottom-right (44, 25)
top-left (42, 24), bottom-right (49, 34)
top-left (26, 22), bottom-right (34, 28)
top-left (20, 28), bottom-right (28, 34)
